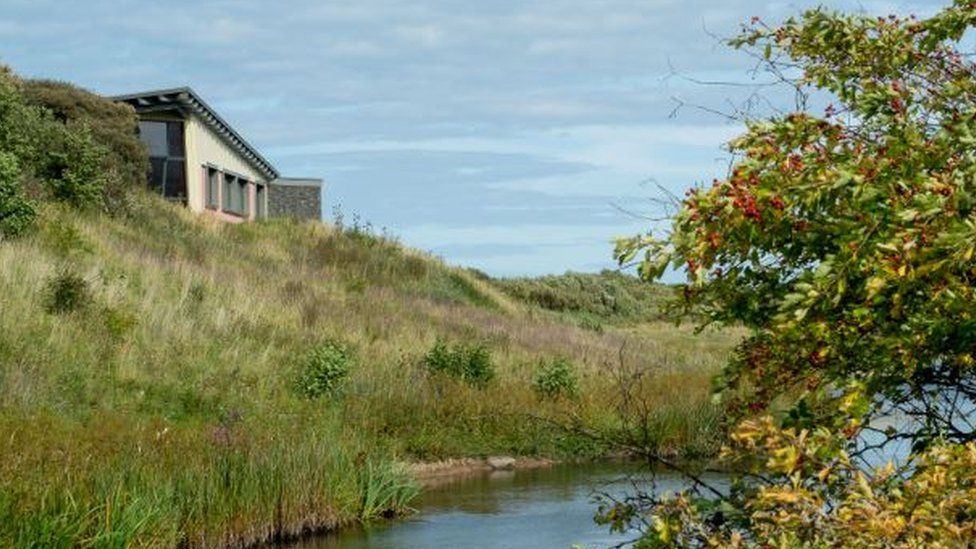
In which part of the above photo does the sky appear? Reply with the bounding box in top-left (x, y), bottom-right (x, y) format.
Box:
top-left (0, 0), bottom-right (946, 278)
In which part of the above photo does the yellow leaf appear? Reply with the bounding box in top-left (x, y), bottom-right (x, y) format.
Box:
top-left (856, 472), bottom-right (874, 498)
top-left (866, 276), bottom-right (886, 296)
top-left (768, 446), bottom-right (800, 473)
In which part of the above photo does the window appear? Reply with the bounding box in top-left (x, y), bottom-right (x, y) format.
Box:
top-left (238, 178), bottom-right (250, 216)
top-left (223, 173), bottom-right (236, 212)
top-left (221, 173), bottom-right (249, 216)
top-left (139, 121), bottom-right (168, 157)
top-left (206, 167), bottom-right (220, 209)
top-left (138, 120), bottom-right (186, 202)
top-left (255, 184), bottom-right (266, 219)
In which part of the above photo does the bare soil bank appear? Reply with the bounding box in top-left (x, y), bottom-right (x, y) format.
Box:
top-left (407, 457), bottom-right (557, 488)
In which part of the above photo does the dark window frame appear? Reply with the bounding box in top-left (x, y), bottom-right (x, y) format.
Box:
top-left (139, 119), bottom-right (187, 204)
top-left (221, 171), bottom-right (250, 217)
top-left (205, 166), bottom-right (220, 210)
top-left (238, 177), bottom-right (251, 217)
top-left (255, 183), bottom-right (266, 219)
top-left (222, 172), bottom-right (236, 214)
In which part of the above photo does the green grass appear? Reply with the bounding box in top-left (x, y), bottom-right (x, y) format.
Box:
top-left (0, 195), bottom-right (741, 546)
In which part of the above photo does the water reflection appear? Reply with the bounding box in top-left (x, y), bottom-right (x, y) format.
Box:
top-left (294, 463), bottom-right (728, 549)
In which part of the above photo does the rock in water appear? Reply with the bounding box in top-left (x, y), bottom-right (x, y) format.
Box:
top-left (487, 456), bottom-right (516, 470)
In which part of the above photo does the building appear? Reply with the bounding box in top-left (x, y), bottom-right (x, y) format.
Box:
top-left (268, 177), bottom-right (323, 219)
top-left (113, 87), bottom-right (322, 222)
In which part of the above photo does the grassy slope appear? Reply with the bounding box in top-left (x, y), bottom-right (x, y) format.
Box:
top-left (0, 195), bottom-right (740, 546)
top-left (491, 269), bottom-right (678, 330)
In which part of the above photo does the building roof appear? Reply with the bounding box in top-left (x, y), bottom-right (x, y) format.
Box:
top-left (271, 177), bottom-right (323, 188)
top-left (111, 87), bottom-right (279, 179)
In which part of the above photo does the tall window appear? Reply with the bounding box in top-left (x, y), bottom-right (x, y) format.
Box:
top-left (223, 173), bottom-right (236, 213)
top-left (255, 184), bottom-right (266, 219)
top-left (138, 120), bottom-right (186, 202)
top-left (206, 167), bottom-right (220, 209)
top-left (222, 173), bottom-right (249, 216)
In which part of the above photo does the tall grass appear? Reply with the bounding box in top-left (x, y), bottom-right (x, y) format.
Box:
top-left (0, 195), bottom-right (741, 545)
top-left (492, 269), bottom-right (677, 329)
top-left (0, 411), bottom-right (418, 546)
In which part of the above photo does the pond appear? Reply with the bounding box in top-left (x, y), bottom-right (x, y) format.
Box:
top-left (295, 462), bottom-right (729, 549)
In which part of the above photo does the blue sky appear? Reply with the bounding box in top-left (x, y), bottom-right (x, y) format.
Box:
top-left (1, 0), bottom-right (944, 277)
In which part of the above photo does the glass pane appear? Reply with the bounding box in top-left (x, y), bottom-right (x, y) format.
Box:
top-left (239, 180), bottom-right (249, 215)
top-left (148, 157), bottom-right (165, 192)
top-left (256, 185), bottom-right (265, 218)
top-left (166, 122), bottom-right (185, 157)
top-left (164, 160), bottom-right (186, 201)
top-left (223, 175), bottom-right (233, 211)
top-left (207, 168), bottom-right (219, 207)
top-left (139, 121), bottom-right (169, 157)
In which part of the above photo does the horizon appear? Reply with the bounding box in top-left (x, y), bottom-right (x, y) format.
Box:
top-left (1, 0), bottom-right (944, 278)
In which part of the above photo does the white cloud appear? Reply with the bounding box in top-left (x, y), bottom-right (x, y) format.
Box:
top-left (3, 0), bottom-right (950, 275)
top-left (394, 24), bottom-right (446, 48)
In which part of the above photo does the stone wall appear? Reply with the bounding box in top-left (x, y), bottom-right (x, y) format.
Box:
top-left (268, 180), bottom-right (322, 220)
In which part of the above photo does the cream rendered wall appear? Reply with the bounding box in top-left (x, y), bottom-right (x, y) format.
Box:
top-left (183, 112), bottom-right (269, 219)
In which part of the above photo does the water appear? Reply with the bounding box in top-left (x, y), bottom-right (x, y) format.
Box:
top-left (295, 462), bottom-right (727, 549)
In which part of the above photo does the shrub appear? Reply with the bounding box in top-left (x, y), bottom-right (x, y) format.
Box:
top-left (182, 282), bottom-right (207, 313)
top-left (41, 219), bottom-right (92, 256)
top-left (39, 124), bottom-right (108, 208)
top-left (612, 4), bottom-right (976, 545)
top-left (102, 306), bottom-right (137, 340)
top-left (424, 339), bottom-right (495, 386)
top-left (0, 66), bottom-right (44, 167)
top-left (43, 269), bottom-right (92, 314)
top-left (532, 357), bottom-right (579, 399)
top-left (295, 339), bottom-right (353, 398)
top-left (576, 316), bottom-right (604, 333)
top-left (0, 151), bottom-right (35, 238)
top-left (23, 79), bottom-right (148, 214)
top-left (0, 69), bottom-right (39, 239)
top-left (0, 67), bottom-right (138, 217)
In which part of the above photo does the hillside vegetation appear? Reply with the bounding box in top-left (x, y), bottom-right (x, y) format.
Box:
top-left (0, 65), bottom-right (740, 546)
top-left (492, 270), bottom-right (676, 330)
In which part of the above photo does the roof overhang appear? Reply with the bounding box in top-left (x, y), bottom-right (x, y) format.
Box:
top-left (111, 87), bottom-right (279, 180)
top-left (271, 177), bottom-right (323, 188)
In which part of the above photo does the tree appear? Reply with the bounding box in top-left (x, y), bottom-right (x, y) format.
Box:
top-left (611, 1), bottom-right (976, 544)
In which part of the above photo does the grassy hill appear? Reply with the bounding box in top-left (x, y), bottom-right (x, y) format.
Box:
top-left (491, 269), bottom-right (678, 330)
top-left (0, 67), bottom-right (740, 547)
top-left (0, 198), bottom-right (741, 546)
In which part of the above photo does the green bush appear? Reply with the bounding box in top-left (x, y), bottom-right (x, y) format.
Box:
top-left (23, 79), bottom-right (148, 214)
top-left (39, 124), bottom-right (108, 208)
top-left (43, 269), bottom-right (92, 314)
top-left (0, 151), bottom-right (35, 238)
top-left (424, 339), bottom-right (495, 386)
top-left (41, 220), bottom-right (92, 257)
top-left (101, 305), bottom-right (137, 340)
top-left (0, 67), bottom-right (44, 167)
top-left (295, 339), bottom-right (353, 398)
top-left (0, 68), bottom-right (147, 219)
top-left (532, 357), bottom-right (579, 399)
top-left (0, 68), bottom-right (40, 239)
